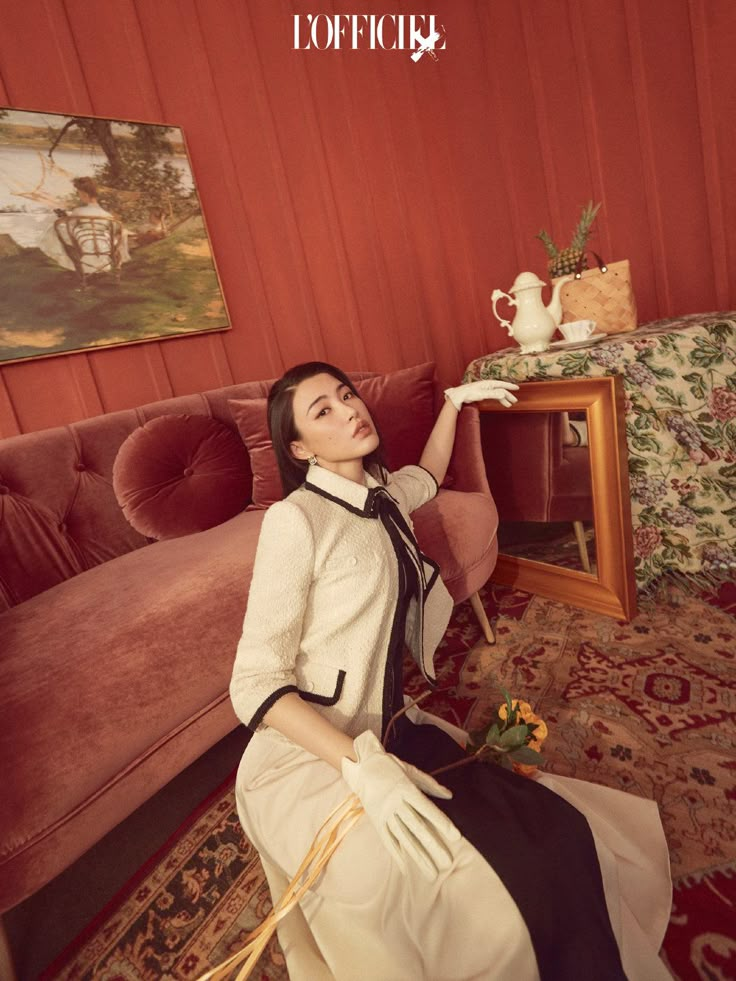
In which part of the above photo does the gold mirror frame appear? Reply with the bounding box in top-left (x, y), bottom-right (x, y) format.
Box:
top-left (479, 375), bottom-right (637, 621)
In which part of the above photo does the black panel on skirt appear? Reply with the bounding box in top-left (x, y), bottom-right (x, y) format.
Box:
top-left (368, 482), bottom-right (625, 978)
top-left (395, 719), bottom-right (627, 981)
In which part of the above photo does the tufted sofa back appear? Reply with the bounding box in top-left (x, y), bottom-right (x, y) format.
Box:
top-left (0, 381), bottom-right (277, 612)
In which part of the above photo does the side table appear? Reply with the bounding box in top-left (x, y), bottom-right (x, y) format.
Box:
top-left (464, 312), bottom-right (736, 591)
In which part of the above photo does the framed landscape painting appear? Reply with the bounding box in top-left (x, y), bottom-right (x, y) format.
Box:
top-left (0, 107), bottom-right (230, 364)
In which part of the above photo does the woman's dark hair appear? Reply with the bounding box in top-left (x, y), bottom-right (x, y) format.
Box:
top-left (267, 361), bottom-right (387, 496)
top-left (72, 176), bottom-right (98, 199)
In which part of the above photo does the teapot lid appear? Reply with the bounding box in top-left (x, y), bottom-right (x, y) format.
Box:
top-left (509, 271), bottom-right (547, 293)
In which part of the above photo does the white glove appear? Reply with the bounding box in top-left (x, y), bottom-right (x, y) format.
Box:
top-left (444, 378), bottom-right (519, 410)
top-left (342, 730), bottom-right (461, 880)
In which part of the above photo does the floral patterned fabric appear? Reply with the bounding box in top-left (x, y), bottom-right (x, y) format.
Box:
top-left (463, 312), bottom-right (736, 590)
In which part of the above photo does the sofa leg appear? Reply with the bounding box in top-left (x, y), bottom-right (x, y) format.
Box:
top-left (469, 591), bottom-right (496, 645)
top-left (572, 520), bottom-right (592, 573)
top-left (0, 917), bottom-right (17, 981)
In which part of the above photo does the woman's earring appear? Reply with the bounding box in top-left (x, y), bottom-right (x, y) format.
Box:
top-left (308, 454), bottom-right (317, 466)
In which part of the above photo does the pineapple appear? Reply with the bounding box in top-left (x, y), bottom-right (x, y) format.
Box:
top-left (537, 201), bottom-right (601, 278)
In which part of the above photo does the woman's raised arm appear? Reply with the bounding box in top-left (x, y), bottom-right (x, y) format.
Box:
top-left (419, 379), bottom-right (519, 486)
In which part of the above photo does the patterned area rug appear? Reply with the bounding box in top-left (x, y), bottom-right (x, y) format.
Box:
top-left (44, 581), bottom-right (736, 981)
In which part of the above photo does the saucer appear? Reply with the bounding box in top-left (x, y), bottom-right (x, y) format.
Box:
top-left (549, 333), bottom-right (607, 349)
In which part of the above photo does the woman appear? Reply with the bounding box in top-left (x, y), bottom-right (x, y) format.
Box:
top-left (230, 362), bottom-right (671, 981)
top-left (39, 176), bottom-right (130, 272)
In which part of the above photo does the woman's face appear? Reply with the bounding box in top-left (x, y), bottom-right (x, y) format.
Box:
top-left (290, 372), bottom-right (379, 474)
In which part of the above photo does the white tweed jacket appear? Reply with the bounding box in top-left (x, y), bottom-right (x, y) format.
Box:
top-left (229, 464), bottom-right (453, 740)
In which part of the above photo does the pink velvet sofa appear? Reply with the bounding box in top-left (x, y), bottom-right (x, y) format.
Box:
top-left (0, 363), bottom-right (498, 920)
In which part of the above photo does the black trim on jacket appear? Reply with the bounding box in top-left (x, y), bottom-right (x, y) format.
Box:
top-left (415, 463), bottom-right (439, 494)
top-left (299, 669), bottom-right (347, 706)
top-left (248, 685), bottom-right (300, 730)
top-left (304, 482), bottom-right (368, 517)
top-left (306, 479), bottom-right (441, 725)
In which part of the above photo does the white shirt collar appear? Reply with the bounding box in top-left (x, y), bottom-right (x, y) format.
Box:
top-left (304, 464), bottom-right (382, 515)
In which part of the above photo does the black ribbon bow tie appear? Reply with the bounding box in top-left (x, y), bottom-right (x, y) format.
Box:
top-left (364, 483), bottom-right (441, 699)
top-left (365, 488), bottom-right (420, 550)
top-left (365, 485), bottom-right (397, 519)
top-left (365, 486), bottom-right (423, 591)
top-left (364, 486), bottom-right (439, 592)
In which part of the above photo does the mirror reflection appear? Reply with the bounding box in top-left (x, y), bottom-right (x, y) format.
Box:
top-left (479, 410), bottom-right (596, 576)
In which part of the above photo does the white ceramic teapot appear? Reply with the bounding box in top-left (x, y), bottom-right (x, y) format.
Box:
top-left (491, 271), bottom-right (573, 353)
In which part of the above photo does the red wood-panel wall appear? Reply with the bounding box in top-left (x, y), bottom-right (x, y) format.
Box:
top-left (0, 0), bottom-right (734, 436)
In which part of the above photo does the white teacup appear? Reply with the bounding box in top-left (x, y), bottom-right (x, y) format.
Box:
top-left (558, 319), bottom-right (597, 342)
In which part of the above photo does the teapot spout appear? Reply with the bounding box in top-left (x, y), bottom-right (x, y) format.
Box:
top-left (546, 273), bottom-right (574, 326)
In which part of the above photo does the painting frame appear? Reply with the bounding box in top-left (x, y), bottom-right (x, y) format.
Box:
top-left (0, 106), bottom-right (231, 366)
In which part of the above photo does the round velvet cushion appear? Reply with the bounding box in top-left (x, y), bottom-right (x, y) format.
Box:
top-left (112, 415), bottom-right (251, 540)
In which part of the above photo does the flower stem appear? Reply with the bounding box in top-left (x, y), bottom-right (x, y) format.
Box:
top-left (431, 746), bottom-right (490, 777)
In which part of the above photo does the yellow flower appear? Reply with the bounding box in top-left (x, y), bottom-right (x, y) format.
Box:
top-left (529, 719), bottom-right (548, 746)
top-left (498, 698), bottom-right (530, 720)
top-left (498, 697), bottom-right (548, 777)
top-left (498, 700), bottom-right (548, 747)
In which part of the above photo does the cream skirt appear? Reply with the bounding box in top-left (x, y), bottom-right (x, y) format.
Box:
top-left (235, 713), bottom-right (672, 981)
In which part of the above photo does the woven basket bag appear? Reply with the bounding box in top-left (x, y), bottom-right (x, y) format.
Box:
top-left (553, 254), bottom-right (637, 334)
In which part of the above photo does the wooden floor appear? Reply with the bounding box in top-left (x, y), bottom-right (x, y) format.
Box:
top-left (4, 726), bottom-right (250, 981)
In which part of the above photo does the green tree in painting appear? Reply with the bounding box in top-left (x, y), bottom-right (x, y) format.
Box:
top-left (48, 117), bottom-right (197, 226)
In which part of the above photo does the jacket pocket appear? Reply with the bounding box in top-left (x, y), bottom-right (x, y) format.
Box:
top-left (297, 662), bottom-right (346, 706)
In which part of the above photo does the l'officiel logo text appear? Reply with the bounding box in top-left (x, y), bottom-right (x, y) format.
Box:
top-left (293, 14), bottom-right (446, 61)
